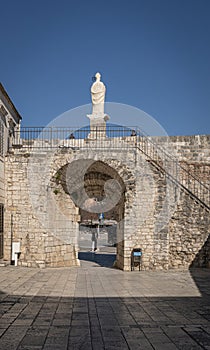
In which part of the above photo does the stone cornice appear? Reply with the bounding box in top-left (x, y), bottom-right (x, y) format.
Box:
top-left (0, 104), bottom-right (8, 117)
top-left (0, 83), bottom-right (22, 121)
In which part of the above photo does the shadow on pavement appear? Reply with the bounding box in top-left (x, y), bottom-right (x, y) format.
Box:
top-left (0, 267), bottom-right (210, 349)
top-left (78, 251), bottom-right (116, 268)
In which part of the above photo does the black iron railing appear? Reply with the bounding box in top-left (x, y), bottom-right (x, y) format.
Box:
top-left (11, 125), bottom-right (140, 149)
top-left (10, 125), bottom-right (210, 210)
top-left (135, 127), bottom-right (209, 210)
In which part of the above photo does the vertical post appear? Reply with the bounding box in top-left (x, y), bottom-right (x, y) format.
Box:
top-left (14, 253), bottom-right (18, 266)
top-left (10, 213), bottom-right (13, 265)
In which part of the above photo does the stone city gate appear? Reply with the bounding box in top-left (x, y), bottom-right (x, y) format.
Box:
top-left (3, 127), bottom-right (210, 271)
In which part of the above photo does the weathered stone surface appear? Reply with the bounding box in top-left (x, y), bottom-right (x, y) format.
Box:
top-left (3, 135), bottom-right (210, 270)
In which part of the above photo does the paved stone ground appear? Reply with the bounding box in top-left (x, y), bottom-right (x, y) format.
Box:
top-left (0, 251), bottom-right (210, 350)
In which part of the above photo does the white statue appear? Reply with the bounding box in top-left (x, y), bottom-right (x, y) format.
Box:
top-left (87, 72), bottom-right (109, 139)
top-left (91, 72), bottom-right (106, 116)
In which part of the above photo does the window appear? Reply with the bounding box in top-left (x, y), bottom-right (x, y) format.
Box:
top-left (0, 120), bottom-right (4, 156)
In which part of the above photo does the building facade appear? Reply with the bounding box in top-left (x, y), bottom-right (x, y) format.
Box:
top-left (0, 83), bottom-right (21, 260)
top-left (0, 80), bottom-right (209, 270)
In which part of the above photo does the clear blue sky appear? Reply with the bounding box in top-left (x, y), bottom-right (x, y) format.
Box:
top-left (1, 0), bottom-right (210, 135)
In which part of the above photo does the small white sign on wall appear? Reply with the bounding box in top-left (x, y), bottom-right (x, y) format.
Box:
top-left (12, 242), bottom-right (21, 261)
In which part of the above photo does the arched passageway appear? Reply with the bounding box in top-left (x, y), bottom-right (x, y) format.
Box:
top-left (56, 159), bottom-right (127, 268)
top-left (78, 160), bottom-right (126, 267)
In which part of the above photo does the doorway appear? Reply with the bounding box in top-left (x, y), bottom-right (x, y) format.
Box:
top-left (77, 160), bottom-right (126, 268)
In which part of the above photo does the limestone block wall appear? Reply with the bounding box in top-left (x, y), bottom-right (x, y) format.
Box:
top-left (168, 135), bottom-right (210, 163)
top-left (169, 191), bottom-right (210, 269)
top-left (124, 165), bottom-right (209, 270)
top-left (123, 154), bottom-right (176, 271)
top-left (4, 149), bottom-right (80, 267)
top-left (0, 160), bottom-right (4, 204)
top-left (165, 135), bottom-right (210, 269)
top-left (122, 134), bottom-right (210, 271)
top-left (122, 154), bottom-right (159, 270)
top-left (4, 145), bottom-right (139, 269)
top-left (3, 134), bottom-right (210, 270)
top-left (154, 135), bottom-right (210, 163)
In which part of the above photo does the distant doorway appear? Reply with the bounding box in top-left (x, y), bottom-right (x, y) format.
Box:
top-left (77, 160), bottom-right (126, 267)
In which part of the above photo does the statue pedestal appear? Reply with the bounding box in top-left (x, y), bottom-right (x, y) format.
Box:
top-left (87, 114), bottom-right (110, 139)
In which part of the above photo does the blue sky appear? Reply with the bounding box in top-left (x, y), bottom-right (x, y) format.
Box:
top-left (1, 0), bottom-right (210, 135)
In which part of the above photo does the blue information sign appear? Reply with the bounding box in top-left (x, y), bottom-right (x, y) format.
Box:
top-left (134, 252), bottom-right (142, 257)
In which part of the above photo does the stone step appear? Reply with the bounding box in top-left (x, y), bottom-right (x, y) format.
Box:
top-left (0, 260), bottom-right (10, 267)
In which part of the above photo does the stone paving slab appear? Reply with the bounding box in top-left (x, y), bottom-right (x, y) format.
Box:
top-left (0, 252), bottom-right (210, 349)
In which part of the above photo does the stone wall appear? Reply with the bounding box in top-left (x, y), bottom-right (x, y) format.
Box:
top-left (169, 191), bottom-right (210, 269)
top-left (4, 145), bottom-right (137, 268)
top-left (154, 135), bottom-right (210, 163)
top-left (122, 135), bottom-right (210, 270)
top-left (0, 160), bottom-right (4, 204)
top-left (3, 134), bottom-right (210, 270)
top-left (4, 149), bottom-right (80, 267)
top-left (0, 84), bottom-right (22, 260)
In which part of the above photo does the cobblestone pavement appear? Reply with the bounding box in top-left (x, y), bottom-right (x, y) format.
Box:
top-left (0, 251), bottom-right (210, 350)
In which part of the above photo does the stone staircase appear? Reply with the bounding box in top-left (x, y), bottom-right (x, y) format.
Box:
top-left (135, 128), bottom-right (210, 212)
top-left (134, 130), bottom-right (209, 268)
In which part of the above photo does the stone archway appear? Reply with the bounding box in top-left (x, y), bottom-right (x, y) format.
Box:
top-left (80, 160), bottom-right (126, 219)
top-left (51, 158), bottom-right (135, 269)
top-left (78, 160), bottom-right (126, 265)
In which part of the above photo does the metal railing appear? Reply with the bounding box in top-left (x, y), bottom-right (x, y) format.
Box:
top-left (11, 125), bottom-right (140, 149)
top-left (135, 128), bottom-right (209, 210)
top-left (10, 125), bottom-right (210, 210)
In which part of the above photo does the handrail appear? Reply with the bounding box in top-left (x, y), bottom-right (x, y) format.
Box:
top-left (148, 158), bottom-right (210, 210)
top-left (135, 127), bottom-right (209, 210)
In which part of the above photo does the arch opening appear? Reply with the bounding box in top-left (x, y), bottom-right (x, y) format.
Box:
top-left (78, 161), bottom-right (126, 266)
top-left (52, 159), bottom-right (127, 268)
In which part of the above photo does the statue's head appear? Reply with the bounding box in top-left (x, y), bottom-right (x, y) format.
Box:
top-left (95, 72), bottom-right (101, 81)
